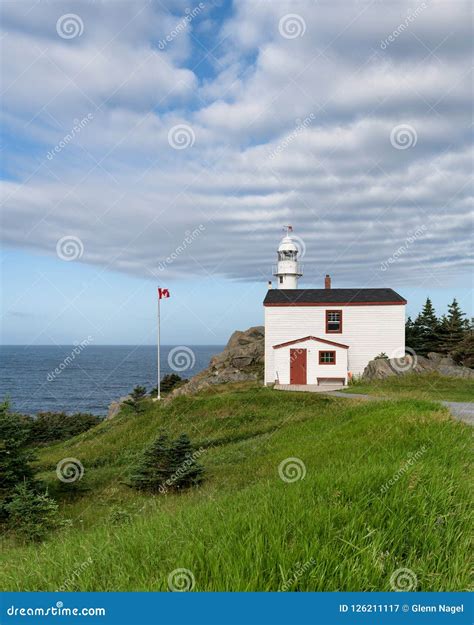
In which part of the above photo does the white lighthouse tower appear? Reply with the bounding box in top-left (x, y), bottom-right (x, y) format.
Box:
top-left (273, 226), bottom-right (303, 289)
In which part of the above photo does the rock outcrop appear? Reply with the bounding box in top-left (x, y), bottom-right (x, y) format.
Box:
top-left (166, 326), bottom-right (264, 401)
top-left (362, 352), bottom-right (474, 381)
top-left (106, 395), bottom-right (130, 420)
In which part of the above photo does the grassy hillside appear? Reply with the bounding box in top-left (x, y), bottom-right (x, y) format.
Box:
top-left (344, 372), bottom-right (474, 402)
top-left (1, 383), bottom-right (472, 591)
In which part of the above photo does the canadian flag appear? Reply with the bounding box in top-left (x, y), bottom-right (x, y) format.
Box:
top-left (158, 288), bottom-right (170, 300)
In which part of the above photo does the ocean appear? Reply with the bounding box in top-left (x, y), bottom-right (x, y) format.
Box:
top-left (0, 345), bottom-right (223, 416)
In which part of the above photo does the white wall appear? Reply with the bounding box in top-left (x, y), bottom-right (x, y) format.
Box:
top-left (265, 304), bottom-right (405, 384)
top-left (273, 338), bottom-right (348, 385)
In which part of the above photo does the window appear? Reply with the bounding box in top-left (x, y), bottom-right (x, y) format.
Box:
top-left (319, 351), bottom-right (336, 364)
top-left (279, 276), bottom-right (283, 284)
top-left (326, 310), bottom-right (342, 333)
top-left (278, 250), bottom-right (297, 261)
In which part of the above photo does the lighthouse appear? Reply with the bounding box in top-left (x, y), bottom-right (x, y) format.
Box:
top-left (264, 226), bottom-right (407, 388)
top-left (273, 226), bottom-right (303, 289)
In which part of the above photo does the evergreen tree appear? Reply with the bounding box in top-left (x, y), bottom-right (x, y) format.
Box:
top-left (129, 434), bottom-right (174, 492)
top-left (129, 433), bottom-right (204, 493)
top-left (124, 385), bottom-right (147, 413)
top-left (0, 401), bottom-right (35, 511)
top-left (451, 330), bottom-right (474, 368)
top-left (414, 298), bottom-right (440, 355)
top-left (169, 434), bottom-right (204, 490)
top-left (4, 482), bottom-right (65, 542)
top-left (437, 315), bottom-right (448, 354)
top-left (439, 298), bottom-right (469, 354)
top-left (405, 316), bottom-right (423, 352)
top-left (149, 374), bottom-right (186, 396)
top-left (0, 402), bottom-right (65, 540)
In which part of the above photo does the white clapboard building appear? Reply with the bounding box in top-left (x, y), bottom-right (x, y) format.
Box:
top-left (264, 228), bottom-right (406, 387)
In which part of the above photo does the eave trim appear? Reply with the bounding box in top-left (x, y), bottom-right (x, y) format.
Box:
top-left (273, 336), bottom-right (350, 349)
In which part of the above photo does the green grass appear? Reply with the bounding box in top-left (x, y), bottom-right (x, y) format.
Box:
top-left (344, 372), bottom-right (474, 402)
top-left (1, 382), bottom-right (472, 591)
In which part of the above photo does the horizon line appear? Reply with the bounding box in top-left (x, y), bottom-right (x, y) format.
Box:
top-left (0, 343), bottom-right (226, 347)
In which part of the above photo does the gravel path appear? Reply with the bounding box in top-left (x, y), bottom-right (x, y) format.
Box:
top-left (441, 401), bottom-right (474, 425)
top-left (328, 391), bottom-right (474, 426)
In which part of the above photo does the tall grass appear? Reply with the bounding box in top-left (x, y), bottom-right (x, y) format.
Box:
top-left (345, 372), bottom-right (474, 402)
top-left (0, 384), bottom-right (471, 591)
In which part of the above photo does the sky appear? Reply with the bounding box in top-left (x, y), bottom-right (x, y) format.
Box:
top-left (1, 0), bottom-right (472, 345)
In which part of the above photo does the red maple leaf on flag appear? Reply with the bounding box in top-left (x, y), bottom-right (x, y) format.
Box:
top-left (158, 288), bottom-right (170, 299)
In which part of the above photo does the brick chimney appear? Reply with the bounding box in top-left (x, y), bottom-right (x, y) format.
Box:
top-left (324, 274), bottom-right (331, 289)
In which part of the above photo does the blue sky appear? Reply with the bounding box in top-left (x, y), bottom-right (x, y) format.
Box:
top-left (1, 0), bottom-right (472, 345)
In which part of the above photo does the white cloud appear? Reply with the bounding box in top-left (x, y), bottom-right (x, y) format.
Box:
top-left (1, 0), bottom-right (472, 289)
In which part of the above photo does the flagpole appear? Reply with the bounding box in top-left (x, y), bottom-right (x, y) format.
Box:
top-left (157, 293), bottom-right (161, 400)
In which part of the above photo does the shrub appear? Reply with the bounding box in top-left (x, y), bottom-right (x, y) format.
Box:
top-left (451, 332), bottom-right (474, 369)
top-left (109, 507), bottom-right (134, 525)
top-left (4, 482), bottom-right (67, 542)
top-left (0, 400), bottom-right (35, 513)
top-left (124, 386), bottom-right (148, 413)
top-left (130, 433), bottom-right (204, 493)
top-left (149, 374), bottom-right (187, 396)
top-left (27, 412), bottom-right (101, 445)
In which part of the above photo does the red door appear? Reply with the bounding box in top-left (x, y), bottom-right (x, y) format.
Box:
top-left (290, 349), bottom-right (307, 384)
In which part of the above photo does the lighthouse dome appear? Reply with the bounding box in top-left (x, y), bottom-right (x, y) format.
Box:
top-left (278, 235), bottom-right (298, 253)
